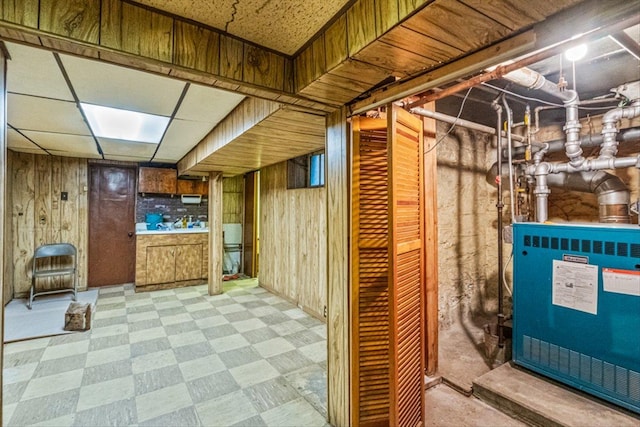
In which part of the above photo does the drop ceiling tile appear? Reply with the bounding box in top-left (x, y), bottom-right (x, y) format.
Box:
top-left (98, 138), bottom-right (157, 159)
top-left (154, 119), bottom-right (215, 161)
top-left (47, 150), bottom-right (103, 159)
top-left (103, 154), bottom-right (153, 162)
top-left (22, 131), bottom-right (99, 157)
top-left (60, 53), bottom-right (186, 116)
top-left (7, 128), bottom-right (47, 153)
top-left (5, 42), bottom-right (74, 101)
top-left (175, 84), bottom-right (245, 123)
top-left (8, 94), bottom-right (90, 135)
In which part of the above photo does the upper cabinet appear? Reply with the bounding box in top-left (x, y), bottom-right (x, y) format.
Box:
top-left (138, 167), bottom-right (177, 194)
top-left (138, 167), bottom-right (208, 196)
top-left (177, 178), bottom-right (209, 196)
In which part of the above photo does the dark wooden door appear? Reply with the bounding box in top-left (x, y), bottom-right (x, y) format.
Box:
top-left (88, 165), bottom-right (136, 286)
top-left (243, 171), bottom-right (258, 277)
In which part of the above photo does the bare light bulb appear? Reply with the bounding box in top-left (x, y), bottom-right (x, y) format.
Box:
top-left (565, 44), bottom-right (587, 62)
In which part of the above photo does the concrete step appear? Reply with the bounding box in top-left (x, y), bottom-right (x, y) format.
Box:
top-left (473, 362), bottom-right (640, 427)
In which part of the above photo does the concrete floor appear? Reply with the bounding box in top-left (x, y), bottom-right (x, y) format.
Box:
top-left (437, 311), bottom-right (640, 427)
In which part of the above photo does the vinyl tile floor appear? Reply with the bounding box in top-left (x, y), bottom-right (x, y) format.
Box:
top-left (2, 279), bottom-right (329, 427)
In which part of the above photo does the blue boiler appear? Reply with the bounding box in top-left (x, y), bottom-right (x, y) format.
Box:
top-left (513, 222), bottom-right (640, 413)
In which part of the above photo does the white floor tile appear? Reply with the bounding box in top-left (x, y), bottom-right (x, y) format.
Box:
top-left (127, 311), bottom-right (159, 323)
top-left (229, 359), bottom-right (279, 388)
top-left (2, 403), bottom-right (18, 427)
top-left (135, 383), bottom-right (192, 422)
top-left (160, 313), bottom-right (193, 326)
top-left (168, 330), bottom-right (207, 348)
top-left (299, 341), bottom-right (327, 363)
top-left (261, 397), bottom-right (327, 426)
top-left (21, 368), bottom-right (84, 400)
top-left (253, 337), bottom-right (295, 359)
top-left (131, 349), bottom-right (177, 375)
top-left (3, 362), bottom-right (38, 385)
top-left (90, 323), bottom-right (128, 339)
top-left (232, 318), bottom-right (267, 333)
top-left (129, 326), bottom-right (167, 344)
top-left (85, 344), bottom-right (131, 368)
top-left (3, 337), bottom-right (51, 355)
top-left (195, 315), bottom-right (229, 329)
top-left (77, 376), bottom-right (135, 411)
top-left (210, 334), bottom-right (249, 353)
top-left (41, 340), bottom-right (90, 361)
top-left (196, 390), bottom-right (258, 426)
top-left (179, 354), bottom-right (226, 382)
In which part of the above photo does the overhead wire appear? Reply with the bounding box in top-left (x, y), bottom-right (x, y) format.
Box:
top-left (425, 87), bottom-right (473, 153)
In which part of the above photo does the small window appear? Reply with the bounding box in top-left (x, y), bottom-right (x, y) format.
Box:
top-left (287, 151), bottom-right (325, 189)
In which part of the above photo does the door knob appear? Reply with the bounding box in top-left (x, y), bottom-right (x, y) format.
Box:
top-left (128, 232), bottom-right (134, 237)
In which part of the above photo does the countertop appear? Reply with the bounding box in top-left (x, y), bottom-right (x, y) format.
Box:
top-left (135, 223), bottom-right (208, 235)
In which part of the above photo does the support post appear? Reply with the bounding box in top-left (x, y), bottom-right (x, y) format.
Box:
top-left (208, 171), bottom-right (223, 295)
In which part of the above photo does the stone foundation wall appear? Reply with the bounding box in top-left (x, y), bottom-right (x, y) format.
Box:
top-left (436, 123), bottom-right (501, 329)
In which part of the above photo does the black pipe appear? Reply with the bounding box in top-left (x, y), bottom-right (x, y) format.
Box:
top-left (503, 127), bottom-right (640, 159)
top-left (492, 98), bottom-right (505, 349)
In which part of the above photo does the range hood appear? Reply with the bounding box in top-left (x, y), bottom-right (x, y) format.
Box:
top-left (181, 194), bottom-right (202, 204)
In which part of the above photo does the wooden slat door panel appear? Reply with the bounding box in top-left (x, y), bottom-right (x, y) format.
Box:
top-left (388, 105), bottom-right (426, 427)
top-left (351, 116), bottom-right (390, 427)
top-left (351, 107), bottom-right (426, 427)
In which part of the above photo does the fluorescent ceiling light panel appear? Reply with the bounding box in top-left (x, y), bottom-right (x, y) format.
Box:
top-left (80, 103), bottom-right (169, 143)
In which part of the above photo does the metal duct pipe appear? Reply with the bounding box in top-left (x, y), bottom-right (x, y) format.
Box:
top-left (600, 100), bottom-right (640, 159)
top-left (503, 67), bottom-right (584, 167)
top-left (505, 127), bottom-right (640, 159)
top-left (545, 171), bottom-right (631, 223)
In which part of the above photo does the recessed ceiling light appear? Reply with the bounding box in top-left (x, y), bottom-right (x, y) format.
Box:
top-left (80, 103), bottom-right (169, 144)
top-left (565, 44), bottom-right (588, 62)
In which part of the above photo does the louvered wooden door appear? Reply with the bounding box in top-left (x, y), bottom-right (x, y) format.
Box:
top-left (351, 107), bottom-right (426, 427)
top-left (388, 106), bottom-right (426, 427)
top-left (351, 116), bottom-right (390, 426)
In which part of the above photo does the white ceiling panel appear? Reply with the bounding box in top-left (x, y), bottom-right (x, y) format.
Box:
top-left (155, 119), bottom-right (216, 160)
top-left (7, 128), bottom-right (47, 153)
top-left (8, 94), bottom-right (90, 135)
top-left (98, 138), bottom-right (157, 158)
top-left (60, 53), bottom-right (186, 116)
top-left (103, 154), bottom-right (155, 162)
top-left (5, 42), bottom-right (73, 101)
top-left (47, 150), bottom-right (102, 159)
top-left (176, 84), bottom-right (245, 123)
top-left (22, 131), bottom-right (99, 157)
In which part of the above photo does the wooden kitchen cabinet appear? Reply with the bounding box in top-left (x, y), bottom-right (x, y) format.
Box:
top-left (175, 244), bottom-right (203, 281)
top-left (139, 167), bottom-right (177, 194)
top-left (177, 178), bottom-right (209, 196)
top-left (135, 233), bottom-right (208, 291)
top-left (146, 246), bottom-right (176, 284)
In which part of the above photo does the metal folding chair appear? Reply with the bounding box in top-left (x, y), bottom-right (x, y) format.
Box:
top-left (29, 243), bottom-right (77, 309)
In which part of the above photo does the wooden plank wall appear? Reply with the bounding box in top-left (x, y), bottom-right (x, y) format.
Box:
top-left (223, 176), bottom-right (243, 224)
top-left (326, 107), bottom-right (350, 427)
top-left (7, 151), bottom-right (89, 297)
top-left (0, 0), bottom-right (335, 113)
top-left (259, 161), bottom-right (327, 318)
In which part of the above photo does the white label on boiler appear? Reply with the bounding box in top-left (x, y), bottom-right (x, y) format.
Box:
top-left (552, 260), bottom-right (599, 315)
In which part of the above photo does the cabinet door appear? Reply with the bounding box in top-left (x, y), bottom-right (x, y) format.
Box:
top-left (177, 179), bottom-right (196, 195)
top-left (175, 244), bottom-right (203, 281)
top-left (146, 246), bottom-right (176, 284)
top-left (139, 167), bottom-right (177, 194)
